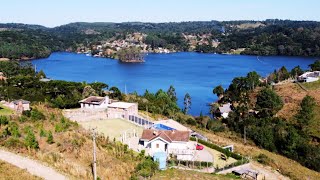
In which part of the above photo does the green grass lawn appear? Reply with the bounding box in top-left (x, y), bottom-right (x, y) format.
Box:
top-left (303, 79), bottom-right (320, 90)
top-left (0, 104), bottom-right (14, 115)
top-left (79, 119), bottom-right (143, 140)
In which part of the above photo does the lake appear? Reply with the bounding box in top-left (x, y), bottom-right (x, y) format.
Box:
top-left (32, 52), bottom-right (316, 115)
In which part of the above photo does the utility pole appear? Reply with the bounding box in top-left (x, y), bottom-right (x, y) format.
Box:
top-left (92, 128), bottom-right (97, 180)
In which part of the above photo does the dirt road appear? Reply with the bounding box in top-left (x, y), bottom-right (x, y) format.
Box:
top-left (0, 149), bottom-right (67, 180)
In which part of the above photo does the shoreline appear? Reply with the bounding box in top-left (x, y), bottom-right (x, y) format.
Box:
top-left (15, 50), bottom-right (319, 62)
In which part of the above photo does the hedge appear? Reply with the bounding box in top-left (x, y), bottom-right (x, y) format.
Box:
top-left (168, 159), bottom-right (213, 168)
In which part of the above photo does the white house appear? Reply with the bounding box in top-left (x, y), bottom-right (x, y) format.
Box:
top-left (219, 103), bottom-right (232, 118)
top-left (79, 96), bottom-right (138, 120)
top-left (79, 96), bottom-right (110, 109)
top-left (3, 99), bottom-right (30, 112)
top-left (298, 71), bottom-right (320, 83)
top-left (140, 129), bottom-right (193, 160)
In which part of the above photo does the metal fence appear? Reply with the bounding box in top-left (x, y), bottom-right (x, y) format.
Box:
top-left (129, 115), bottom-right (154, 128)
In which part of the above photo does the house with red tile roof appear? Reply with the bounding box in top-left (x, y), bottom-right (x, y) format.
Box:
top-left (140, 129), bottom-right (194, 160)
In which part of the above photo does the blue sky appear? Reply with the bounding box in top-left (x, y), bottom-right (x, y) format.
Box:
top-left (0, 0), bottom-right (319, 27)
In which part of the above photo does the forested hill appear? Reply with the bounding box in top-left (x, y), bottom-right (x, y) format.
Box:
top-left (218, 20), bottom-right (320, 56)
top-left (0, 20), bottom-right (320, 60)
top-left (54, 21), bottom-right (223, 33)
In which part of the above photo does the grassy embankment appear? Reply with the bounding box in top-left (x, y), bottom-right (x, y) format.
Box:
top-left (198, 82), bottom-right (320, 180)
top-left (274, 82), bottom-right (320, 139)
top-left (0, 104), bottom-right (14, 116)
top-left (0, 160), bottom-right (41, 180)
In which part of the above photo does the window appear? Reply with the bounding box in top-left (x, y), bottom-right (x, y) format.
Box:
top-left (156, 144), bottom-right (159, 148)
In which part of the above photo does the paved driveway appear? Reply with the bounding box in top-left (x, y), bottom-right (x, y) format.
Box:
top-left (194, 149), bottom-right (213, 162)
top-left (188, 141), bottom-right (213, 162)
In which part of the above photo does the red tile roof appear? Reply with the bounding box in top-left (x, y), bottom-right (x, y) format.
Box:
top-left (141, 129), bottom-right (190, 142)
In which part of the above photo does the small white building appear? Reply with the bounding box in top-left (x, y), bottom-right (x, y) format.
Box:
top-left (298, 71), bottom-right (320, 83)
top-left (11, 99), bottom-right (30, 112)
top-left (106, 102), bottom-right (138, 119)
top-left (219, 103), bottom-right (232, 118)
top-left (79, 96), bottom-right (138, 120)
top-left (0, 72), bottom-right (7, 81)
top-left (140, 129), bottom-right (193, 160)
top-left (79, 96), bottom-right (110, 109)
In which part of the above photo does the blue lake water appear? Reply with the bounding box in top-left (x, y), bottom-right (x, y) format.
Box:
top-left (32, 52), bottom-right (316, 115)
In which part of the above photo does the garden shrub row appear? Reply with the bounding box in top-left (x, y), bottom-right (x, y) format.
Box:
top-left (168, 159), bottom-right (213, 168)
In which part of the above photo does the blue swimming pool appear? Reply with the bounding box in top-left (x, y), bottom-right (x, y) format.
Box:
top-left (153, 124), bottom-right (176, 130)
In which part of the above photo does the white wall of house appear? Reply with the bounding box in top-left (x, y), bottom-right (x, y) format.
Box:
top-left (107, 108), bottom-right (127, 119)
top-left (106, 104), bottom-right (138, 119)
top-left (305, 77), bottom-right (319, 83)
top-left (150, 139), bottom-right (167, 153)
top-left (168, 142), bottom-right (188, 151)
top-left (177, 154), bottom-right (193, 161)
top-left (222, 112), bottom-right (229, 118)
top-left (127, 104), bottom-right (138, 116)
top-left (12, 103), bottom-right (30, 111)
top-left (142, 139), bottom-right (192, 159)
top-left (80, 99), bottom-right (109, 109)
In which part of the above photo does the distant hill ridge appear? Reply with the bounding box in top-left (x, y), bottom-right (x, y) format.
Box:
top-left (1, 19), bottom-right (320, 60)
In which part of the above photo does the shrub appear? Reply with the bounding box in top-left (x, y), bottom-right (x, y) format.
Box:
top-left (30, 109), bottom-right (45, 121)
top-left (22, 110), bottom-right (31, 117)
top-left (255, 153), bottom-right (273, 165)
top-left (55, 117), bottom-right (71, 132)
top-left (40, 128), bottom-right (46, 137)
top-left (47, 131), bottom-right (54, 144)
top-left (4, 137), bottom-right (25, 149)
top-left (206, 120), bottom-right (225, 132)
top-left (139, 150), bottom-right (145, 159)
top-left (186, 118), bottom-right (197, 126)
top-left (8, 122), bottom-right (21, 138)
top-left (19, 116), bottom-right (28, 122)
top-left (49, 113), bottom-right (55, 121)
top-left (24, 130), bottom-right (39, 149)
top-left (0, 116), bottom-right (9, 126)
top-left (132, 157), bottom-right (158, 178)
